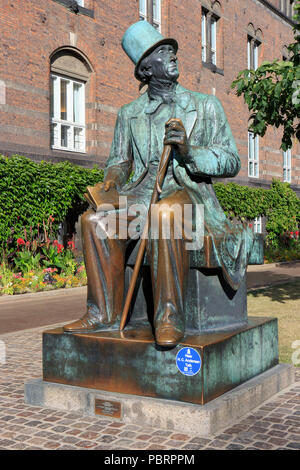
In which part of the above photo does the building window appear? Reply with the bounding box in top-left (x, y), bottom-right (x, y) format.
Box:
top-left (280, 0), bottom-right (295, 19)
top-left (50, 48), bottom-right (92, 154)
top-left (248, 132), bottom-right (259, 178)
top-left (50, 74), bottom-right (85, 152)
top-left (139, 0), bottom-right (161, 31)
top-left (253, 216), bottom-right (262, 234)
top-left (247, 36), bottom-right (260, 70)
top-left (52, 0), bottom-right (94, 18)
top-left (282, 45), bottom-right (293, 62)
top-left (283, 149), bottom-right (292, 183)
top-left (202, 9), bottom-right (218, 66)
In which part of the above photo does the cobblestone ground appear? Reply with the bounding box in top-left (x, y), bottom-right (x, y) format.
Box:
top-left (0, 325), bottom-right (299, 451)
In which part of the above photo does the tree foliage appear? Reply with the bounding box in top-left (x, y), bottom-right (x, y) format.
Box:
top-left (231, 3), bottom-right (300, 150)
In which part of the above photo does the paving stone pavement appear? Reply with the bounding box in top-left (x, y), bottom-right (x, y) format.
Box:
top-left (0, 325), bottom-right (299, 451)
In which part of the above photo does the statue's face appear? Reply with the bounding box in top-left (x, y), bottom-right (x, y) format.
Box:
top-left (147, 44), bottom-right (179, 81)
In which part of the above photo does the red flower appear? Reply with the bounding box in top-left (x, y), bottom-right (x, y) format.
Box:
top-left (25, 241), bottom-right (30, 247)
top-left (17, 238), bottom-right (25, 245)
top-left (53, 240), bottom-right (59, 246)
top-left (56, 243), bottom-right (64, 254)
top-left (67, 240), bottom-right (75, 250)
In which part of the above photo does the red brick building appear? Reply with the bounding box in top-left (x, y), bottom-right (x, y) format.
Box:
top-left (0, 0), bottom-right (299, 226)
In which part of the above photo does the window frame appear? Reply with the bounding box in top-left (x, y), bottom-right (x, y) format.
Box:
top-left (247, 36), bottom-right (260, 70)
top-left (139, 0), bottom-right (161, 32)
top-left (253, 216), bottom-right (262, 234)
top-left (201, 8), bottom-right (219, 67)
top-left (210, 16), bottom-right (217, 66)
top-left (248, 131), bottom-right (259, 178)
top-left (201, 12), bottom-right (207, 63)
top-left (283, 148), bottom-right (292, 183)
top-left (50, 73), bottom-right (86, 153)
top-left (281, 0), bottom-right (295, 19)
top-left (52, 0), bottom-right (94, 18)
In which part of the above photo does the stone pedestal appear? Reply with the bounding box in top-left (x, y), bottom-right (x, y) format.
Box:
top-left (42, 317), bottom-right (278, 405)
top-left (25, 364), bottom-right (294, 436)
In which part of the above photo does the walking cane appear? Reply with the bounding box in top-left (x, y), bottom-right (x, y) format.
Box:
top-left (119, 120), bottom-right (181, 331)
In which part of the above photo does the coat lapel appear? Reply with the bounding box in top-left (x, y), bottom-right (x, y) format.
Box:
top-left (130, 94), bottom-right (150, 167)
top-left (129, 85), bottom-right (197, 166)
top-left (174, 86), bottom-right (197, 139)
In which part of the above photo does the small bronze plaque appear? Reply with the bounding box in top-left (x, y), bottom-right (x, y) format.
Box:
top-left (95, 398), bottom-right (122, 418)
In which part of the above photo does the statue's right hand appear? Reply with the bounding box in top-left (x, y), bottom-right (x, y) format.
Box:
top-left (96, 180), bottom-right (117, 192)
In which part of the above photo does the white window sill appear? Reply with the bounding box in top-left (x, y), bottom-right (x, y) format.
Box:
top-left (51, 146), bottom-right (86, 154)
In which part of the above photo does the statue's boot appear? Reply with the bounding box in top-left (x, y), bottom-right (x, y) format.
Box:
top-left (154, 303), bottom-right (184, 347)
top-left (63, 311), bottom-right (119, 334)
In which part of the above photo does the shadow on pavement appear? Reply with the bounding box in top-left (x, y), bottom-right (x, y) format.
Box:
top-left (248, 279), bottom-right (300, 303)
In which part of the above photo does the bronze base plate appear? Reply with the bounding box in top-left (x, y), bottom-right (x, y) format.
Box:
top-left (43, 317), bottom-right (278, 405)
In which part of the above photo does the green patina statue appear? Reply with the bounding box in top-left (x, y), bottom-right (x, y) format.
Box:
top-left (63, 20), bottom-right (254, 347)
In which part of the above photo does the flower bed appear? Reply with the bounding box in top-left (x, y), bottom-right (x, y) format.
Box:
top-left (0, 217), bottom-right (87, 295)
top-left (264, 232), bottom-right (300, 264)
top-left (0, 265), bottom-right (87, 295)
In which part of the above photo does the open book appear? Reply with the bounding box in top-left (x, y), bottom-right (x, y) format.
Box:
top-left (84, 184), bottom-right (126, 212)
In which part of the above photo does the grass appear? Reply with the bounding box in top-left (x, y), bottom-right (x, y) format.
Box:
top-left (248, 280), bottom-right (300, 366)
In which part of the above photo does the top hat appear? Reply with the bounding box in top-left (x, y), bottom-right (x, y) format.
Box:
top-left (122, 20), bottom-right (178, 80)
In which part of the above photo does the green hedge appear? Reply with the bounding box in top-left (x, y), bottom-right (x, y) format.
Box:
top-left (0, 154), bottom-right (299, 252)
top-left (213, 180), bottom-right (300, 246)
top-left (0, 154), bottom-right (103, 250)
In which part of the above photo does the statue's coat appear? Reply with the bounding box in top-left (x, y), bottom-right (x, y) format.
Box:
top-left (105, 84), bottom-right (254, 290)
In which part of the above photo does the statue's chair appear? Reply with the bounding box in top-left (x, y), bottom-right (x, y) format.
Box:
top-left (124, 233), bottom-right (264, 334)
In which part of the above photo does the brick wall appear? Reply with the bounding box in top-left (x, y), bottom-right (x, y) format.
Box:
top-left (0, 0), bottom-right (299, 195)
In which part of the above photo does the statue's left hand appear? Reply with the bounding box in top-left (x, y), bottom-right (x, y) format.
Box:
top-left (164, 118), bottom-right (188, 158)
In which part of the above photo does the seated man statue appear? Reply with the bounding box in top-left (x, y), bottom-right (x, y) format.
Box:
top-left (63, 21), bottom-right (252, 347)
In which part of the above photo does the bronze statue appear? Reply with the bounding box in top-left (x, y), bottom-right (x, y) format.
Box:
top-left (63, 21), bottom-right (253, 347)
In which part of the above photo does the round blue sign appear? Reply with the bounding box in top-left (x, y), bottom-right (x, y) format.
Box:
top-left (176, 347), bottom-right (201, 376)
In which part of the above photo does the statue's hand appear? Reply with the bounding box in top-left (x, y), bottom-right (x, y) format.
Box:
top-left (164, 118), bottom-right (188, 158)
top-left (96, 180), bottom-right (117, 192)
